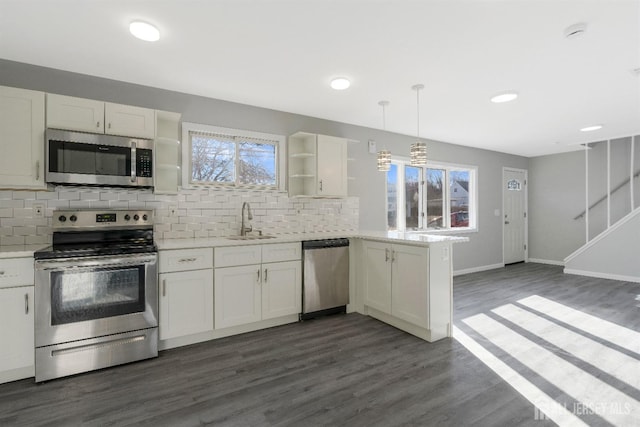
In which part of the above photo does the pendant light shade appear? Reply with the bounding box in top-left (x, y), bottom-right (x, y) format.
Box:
top-left (377, 100), bottom-right (392, 171)
top-left (377, 149), bottom-right (391, 171)
top-left (410, 84), bottom-right (427, 166)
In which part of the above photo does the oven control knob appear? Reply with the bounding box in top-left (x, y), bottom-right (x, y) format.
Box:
top-left (69, 215), bottom-right (77, 222)
top-left (58, 215), bottom-right (67, 223)
top-left (133, 214), bottom-right (140, 221)
top-left (142, 214), bottom-right (148, 221)
top-left (124, 214), bottom-right (131, 221)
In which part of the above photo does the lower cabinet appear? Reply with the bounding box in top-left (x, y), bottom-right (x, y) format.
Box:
top-left (159, 269), bottom-right (214, 340)
top-left (158, 248), bottom-right (214, 341)
top-left (0, 256), bottom-right (35, 384)
top-left (360, 239), bottom-right (451, 341)
top-left (214, 243), bottom-right (301, 329)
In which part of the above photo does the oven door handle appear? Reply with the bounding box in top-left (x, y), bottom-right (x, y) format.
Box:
top-left (35, 254), bottom-right (157, 271)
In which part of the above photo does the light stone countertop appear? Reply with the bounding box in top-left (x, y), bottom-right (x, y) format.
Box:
top-left (156, 230), bottom-right (468, 250)
top-left (0, 231), bottom-right (469, 258)
top-left (0, 244), bottom-right (48, 259)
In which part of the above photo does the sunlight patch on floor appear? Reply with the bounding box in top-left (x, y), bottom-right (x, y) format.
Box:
top-left (455, 295), bottom-right (640, 426)
top-left (518, 295), bottom-right (640, 355)
top-left (452, 325), bottom-right (588, 427)
top-left (492, 303), bottom-right (640, 389)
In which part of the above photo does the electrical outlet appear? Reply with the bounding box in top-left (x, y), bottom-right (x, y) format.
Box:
top-left (168, 203), bottom-right (178, 216)
top-left (33, 202), bottom-right (45, 218)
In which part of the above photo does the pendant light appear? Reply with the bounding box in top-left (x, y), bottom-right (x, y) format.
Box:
top-left (376, 100), bottom-right (391, 171)
top-left (410, 84), bottom-right (427, 166)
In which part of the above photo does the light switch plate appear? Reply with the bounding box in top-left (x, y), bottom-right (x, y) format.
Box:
top-left (368, 140), bottom-right (377, 154)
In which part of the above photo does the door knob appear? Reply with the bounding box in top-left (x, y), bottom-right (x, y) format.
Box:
top-left (505, 220), bottom-right (510, 224)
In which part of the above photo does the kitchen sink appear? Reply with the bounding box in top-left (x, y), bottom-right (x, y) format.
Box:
top-left (225, 235), bottom-right (277, 240)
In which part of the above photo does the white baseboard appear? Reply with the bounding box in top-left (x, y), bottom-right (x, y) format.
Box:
top-left (454, 263), bottom-right (504, 276)
top-left (563, 268), bottom-right (640, 283)
top-left (528, 258), bottom-right (564, 266)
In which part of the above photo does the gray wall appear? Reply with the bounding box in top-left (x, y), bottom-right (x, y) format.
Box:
top-left (529, 137), bottom-right (640, 263)
top-left (0, 59), bottom-right (529, 272)
top-left (529, 151), bottom-right (586, 262)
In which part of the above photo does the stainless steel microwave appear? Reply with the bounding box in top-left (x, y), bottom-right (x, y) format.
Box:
top-left (46, 129), bottom-right (153, 187)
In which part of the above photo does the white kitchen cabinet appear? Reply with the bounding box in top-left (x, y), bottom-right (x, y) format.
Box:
top-left (159, 269), bottom-right (214, 340)
top-left (360, 239), bottom-right (451, 342)
top-left (214, 243), bottom-right (301, 329)
top-left (104, 102), bottom-right (155, 138)
top-left (0, 85), bottom-right (45, 189)
top-left (362, 240), bottom-right (392, 313)
top-left (47, 93), bottom-right (155, 138)
top-left (0, 257), bottom-right (35, 384)
top-left (261, 260), bottom-right (301, 320)
top-left (288, 132), bottom-right (348, 197)
top-left (214, 264), bottom-right (262, 328)
top-left (158, 248), bottom-right (214, 341)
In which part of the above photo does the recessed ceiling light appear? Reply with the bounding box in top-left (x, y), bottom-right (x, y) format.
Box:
top-left (129, 21), bottom-right (160, 42)
top-left (330, 78), bottom-right (350, 90)
top-left (490, 91), bottom-right (518, 103)
top-left (580, 125), bottom-right (603, 132)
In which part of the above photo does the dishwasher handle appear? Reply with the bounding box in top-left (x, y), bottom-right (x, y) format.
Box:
top-left (302, 238), bottom-right (349, 250)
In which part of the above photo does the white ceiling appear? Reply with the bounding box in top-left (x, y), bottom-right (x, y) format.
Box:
top-left (1, 0), bottom-right (639, 157)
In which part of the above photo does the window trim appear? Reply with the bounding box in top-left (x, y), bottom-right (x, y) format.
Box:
top-left (386, 156), bottom-right (478, 233)
top-left (181, 122), bottom-right (286, 191)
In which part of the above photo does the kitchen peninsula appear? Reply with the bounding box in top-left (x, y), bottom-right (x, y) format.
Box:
top-left (156, 231), bottom-right (467, 348)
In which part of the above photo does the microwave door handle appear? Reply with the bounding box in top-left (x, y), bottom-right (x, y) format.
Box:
top-left (131, 141), bottom-right (137, 183)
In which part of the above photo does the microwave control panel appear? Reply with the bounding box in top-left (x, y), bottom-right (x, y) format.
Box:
top-left (136, 149), bottom-right (153, 178)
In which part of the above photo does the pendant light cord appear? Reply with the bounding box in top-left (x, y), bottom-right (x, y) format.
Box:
top-left (412, 84), bottom-right (424, 139)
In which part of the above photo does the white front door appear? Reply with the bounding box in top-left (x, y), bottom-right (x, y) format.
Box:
top-left (503, 168), bottom-right (527, 264)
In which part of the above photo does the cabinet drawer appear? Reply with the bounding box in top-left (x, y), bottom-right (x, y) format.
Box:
top-left (0, 258), bottom-right (34, 289)
top-left (215, 245), bottom-right (262, 268)
top-left (262, 242), bottom-right (301, 263)
top-left (159, 248), bottom-right (213, 273)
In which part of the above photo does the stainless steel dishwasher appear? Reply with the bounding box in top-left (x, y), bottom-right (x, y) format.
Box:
top-left (301, 238), bottom-right (350, 320)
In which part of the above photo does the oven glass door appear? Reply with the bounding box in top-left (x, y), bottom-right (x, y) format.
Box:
top-left (49, 140), bottom-right (132, 177)
top-left (35, 254), bottom-right (158, 347)
top-left (50, 265), bottom-right (145, 325)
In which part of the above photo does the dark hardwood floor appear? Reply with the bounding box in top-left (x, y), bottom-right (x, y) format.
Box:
top-left (1, 263), bottom-right (638, 426)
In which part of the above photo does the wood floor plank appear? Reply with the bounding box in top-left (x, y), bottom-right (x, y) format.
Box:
top-left (1, 263), bottom-right (637, 426)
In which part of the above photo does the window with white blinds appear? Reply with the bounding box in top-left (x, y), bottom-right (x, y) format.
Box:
top-left (182, 123), bottom-right (285, 189)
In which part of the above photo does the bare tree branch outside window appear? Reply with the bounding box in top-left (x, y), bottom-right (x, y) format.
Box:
top-left (190, 133), bottom-right (277, 187)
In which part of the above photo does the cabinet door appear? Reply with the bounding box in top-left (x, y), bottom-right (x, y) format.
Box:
top-left (105, 102), bottom-right (155, 139)
top-left (159, 269), bottom-right (213, 340)
top-left (0, 286), bottom-right (34, 380)
top-left (262, 260), bottom-right (301, 320)
top-left (391, 244), bottom-right (429, 328)
top-left (215, 265), bottom-right (262, 328)
top-left (316, 134), bottom-right (347, 196)
top-left (46, 93), bottom-right (104, 133)
top-left (0, 86), bottom-right (45, 189)
top-left (362, 240), bottom-right (392, 314)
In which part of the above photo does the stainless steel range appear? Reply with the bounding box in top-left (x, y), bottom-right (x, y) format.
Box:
top-left (34, 209), bottom-right (158, 382)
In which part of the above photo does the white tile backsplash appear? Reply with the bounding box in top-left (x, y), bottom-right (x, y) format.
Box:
top-left (0, 186), bottom-right (359, 244)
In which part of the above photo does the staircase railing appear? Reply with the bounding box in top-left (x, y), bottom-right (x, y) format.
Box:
top-left (573, 169), bottom-right (640, 220)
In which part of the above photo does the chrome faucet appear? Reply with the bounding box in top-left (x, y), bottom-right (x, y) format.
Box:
top-left (240, 202), bottom-right (253, 236)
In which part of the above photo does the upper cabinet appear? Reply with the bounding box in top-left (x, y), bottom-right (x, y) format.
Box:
top-left (0, 85), bottom-right (46, 189)
top-left (47, 94), bottom-right (155, 139)
top-left (288, 132), bottom-right (348, 197)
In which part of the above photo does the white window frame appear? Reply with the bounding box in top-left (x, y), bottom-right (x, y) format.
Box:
top-left (181, 122), bottom-right (286, 191)
top-left (385, 156), bottom-right (478, 233)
